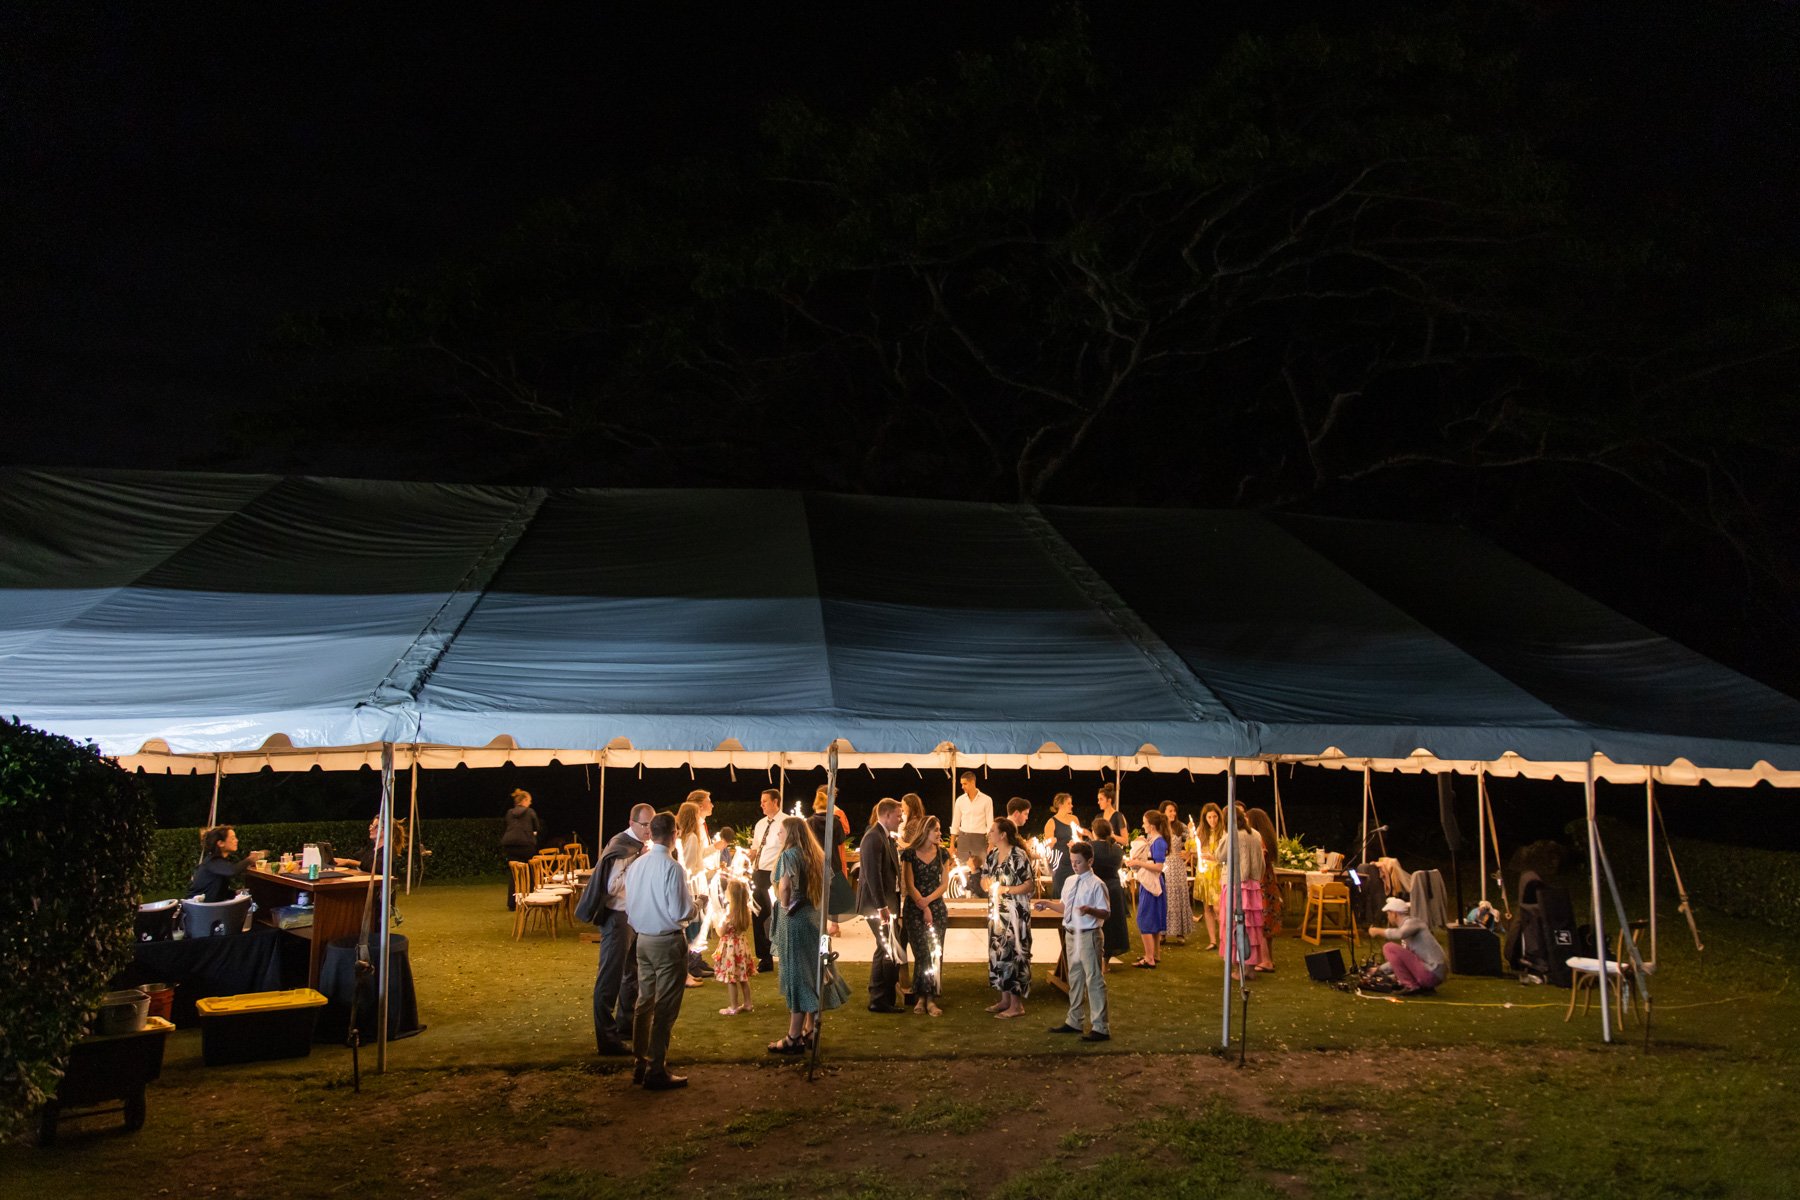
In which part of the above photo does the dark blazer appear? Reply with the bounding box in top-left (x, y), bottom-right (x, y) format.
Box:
top-left (856, 823), bottom-right (900, 915)
top-left (576, 828), bottom-right (646, 925)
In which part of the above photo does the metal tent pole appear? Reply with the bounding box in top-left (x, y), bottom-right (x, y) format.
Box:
top-left (1272, 767), bottom-right (1285, 843)
top-left (1477, 769), bottom-right (1488, 907)
top-left (405, 751), bottom-right (419, 895)
top-left (808, 743), bottom-right (840, 1079)
top-left (1584, 759), bottom-right (1611, 1044)
top-left (1646, 778), bottom-right (1657, 968)
top-left (1359, 767), bottom-right (1370, 870)
top-left (598, 755), bottom-right (607, 850)
top-left (207, 755), bottom-right (223, 828)
top-left (377, 742), bottom-right (396, 1071)
top-left (1220, 759), bottom-right (1238, 1049)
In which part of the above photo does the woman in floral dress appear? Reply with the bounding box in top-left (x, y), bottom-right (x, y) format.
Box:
top-left (974, 817), bottom-right (1034, 1018)
top-left (899, 815), bottom-right (950, 1016)
top-left (1158, 801), bottom-right (1195, 945)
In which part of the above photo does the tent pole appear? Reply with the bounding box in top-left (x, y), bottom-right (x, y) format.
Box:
top-left (1113, 757), bottom-right (1123, 812)
top-left (809, 743), bottom-right (840, 1080)
top-left (1484, 778), bottom-right (1510, 919)
top-left (1272, 767), bottom-right (1285, 843)
top-left (405, 750), bottom-right (418, 896)
top-left (1221, 759), bottom-right (1238, 1050)
top-left (598, 755), bottom-right (607, 852)
top-left (1360, 767), bottom-right (1369, 869)
top-left (377, 742), bottom-right (396, 1071)
top-left (1646, 778), bottom-right (1657, 968)
top-left (207, 755), bottom-right (223, 828)
top-left (1584, 758), bottom-right (1611, 1044)
top-left (1477, 768), bottom-right (1488, 908)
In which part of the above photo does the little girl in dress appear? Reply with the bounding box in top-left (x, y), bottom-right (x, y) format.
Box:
top-left (713, 876), bottom-right (757, 1015)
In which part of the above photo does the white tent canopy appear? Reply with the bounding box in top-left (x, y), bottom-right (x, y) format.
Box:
top-left (4, 467), bottom-right (1798, 787)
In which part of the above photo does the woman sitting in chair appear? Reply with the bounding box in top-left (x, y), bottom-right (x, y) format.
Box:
top-left (188, 826), bottom-right (266, 902)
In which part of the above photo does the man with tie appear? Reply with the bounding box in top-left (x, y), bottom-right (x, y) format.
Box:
top-left (748, 788), bottom-right (783, 973)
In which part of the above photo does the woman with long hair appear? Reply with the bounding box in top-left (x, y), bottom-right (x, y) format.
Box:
top-left (500, 788), bottom-right (541, 910)
top-left (1042, 792), bottom-right (1082, 898)
top-left (974, 817), bottom-right (1035, 1018)
top-left (674, 800), bottom-right (712, 984)
top-left (1245, 806), bottom-right (1280, 970)
top-left (809, 786), bottom-right (852, 876)
top-left (1217, 804), bottom-right (1272, 976)
top-left (1126, 810), bottom-right (1169, 967)
top-left (769, 816), bottom-right (825, 1053)
top-left (188, 825), bottom-right (266, 903)
top-left (898, 792), bottom-right (928, 844)
top-left (1158, 801), bottom-right (1195, 946)
top-left (1194, 803), bottom-right (1225, 950)
top-left (899, 815), bottom-right (950, 1016)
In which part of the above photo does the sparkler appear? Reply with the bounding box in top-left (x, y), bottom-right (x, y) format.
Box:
top-left (924, 917), bottom-right (943, 990)
top-left (947, 862), bottom-right (972, 899)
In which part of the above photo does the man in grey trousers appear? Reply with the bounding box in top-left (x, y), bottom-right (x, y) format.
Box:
top-left (623, 810), bottom-right (697, 1090)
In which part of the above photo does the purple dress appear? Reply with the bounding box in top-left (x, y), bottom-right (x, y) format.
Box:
top-left (1135, 837), bottom-right (1168, 935)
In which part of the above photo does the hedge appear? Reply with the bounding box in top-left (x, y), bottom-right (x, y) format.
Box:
top-left (1578, 816), bottom-right (1800, 933)
top-left (147, 817), bottom-right (513, 898)
top-left (1, 719), bottom-right (156, 1137)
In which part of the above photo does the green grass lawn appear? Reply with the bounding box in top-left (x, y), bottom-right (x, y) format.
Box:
top-left (8, 880), bottom-right (1798, 1198)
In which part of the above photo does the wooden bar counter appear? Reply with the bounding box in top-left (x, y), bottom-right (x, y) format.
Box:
top-left (243, 868), bottom-right (377, 989)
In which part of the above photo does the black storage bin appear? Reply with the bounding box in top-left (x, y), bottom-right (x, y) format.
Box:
top-left (195, 988), bottom-right (327, 1065)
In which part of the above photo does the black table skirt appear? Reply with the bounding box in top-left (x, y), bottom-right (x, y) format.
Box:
top-left (315, 935), bottom-right (422, 1044)
top-left (115, 929), bottom-right (287, 1027)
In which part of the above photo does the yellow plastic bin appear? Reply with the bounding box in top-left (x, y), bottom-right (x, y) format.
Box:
top-left (195, 988), bottom-right (327, 1065)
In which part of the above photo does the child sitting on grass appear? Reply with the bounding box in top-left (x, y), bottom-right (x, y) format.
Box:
top-left (714, 875), bottom-right (757, 1014)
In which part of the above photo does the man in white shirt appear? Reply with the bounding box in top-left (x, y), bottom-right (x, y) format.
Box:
top-left (748, 788), bottom-right (783, 972)
top-left (951, 771), bottom-right (994, 868)
top-left (624, 811), bottom-right (696, 1090)
top-left (1036, 842), bottom-right (1112, 1041)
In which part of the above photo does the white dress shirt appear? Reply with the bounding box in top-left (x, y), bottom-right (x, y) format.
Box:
top-left (1058, 871), bottom-right (1111, 932)
top-left (951, 789), bottom-right (994, 836)
top-left (623, 843), bottom-right (695, 936)
top-left (750, 815), bottom-right (782, 871)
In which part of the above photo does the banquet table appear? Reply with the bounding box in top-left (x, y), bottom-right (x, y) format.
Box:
top-left (243, 868), bottom-right (378, 988)
top-left (113, 927), bottom-right (286, 1026)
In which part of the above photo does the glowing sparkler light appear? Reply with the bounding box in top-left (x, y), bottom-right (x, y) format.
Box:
top-left (988, 878), bottom-right (1003, 933)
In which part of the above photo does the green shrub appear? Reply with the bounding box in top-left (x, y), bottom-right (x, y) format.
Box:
top-left (1580, 816), bottom-right (1800, 932)
top-left (146, 817), bottom-right (511, 898)
top-left (0, 718), bottom-right (156, 1137)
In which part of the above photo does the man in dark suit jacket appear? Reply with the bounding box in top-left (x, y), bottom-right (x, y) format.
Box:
top-left (857, 798), bottom-right (905, 1012)
top-left (583, 803), bottom-right (653, 1055)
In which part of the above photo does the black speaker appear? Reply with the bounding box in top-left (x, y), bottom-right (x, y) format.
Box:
top-left (1305, 949), bottom-right (1346, 981)
top-left (1449, 925), bottom-right (1504, 976)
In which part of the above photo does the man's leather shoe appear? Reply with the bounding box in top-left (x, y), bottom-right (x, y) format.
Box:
top-left (596, 1040), bottom-right (631, 1057)
top-left (1047, 1023), bottom-right (1082, 1034)
top-left (642, 1071), bottom-right (689, 1091)
top-left (867, 1003), bottom-right (903, 1013)
top-left (1081, 1030), bottom-right (1111, 1042)
top-left (632, 1058), bottom-right (647, 1085)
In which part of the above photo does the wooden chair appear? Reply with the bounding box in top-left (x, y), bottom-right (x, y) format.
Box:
top-left (531, 855), bottom-right (577, 928)
top-left (1565, 920), bottom-right (1649, 1024)
top-left (1299, 878), bottom-right (1353, 945)
top-left (509, 861), bottom-right (562, 939)
top-left (562, 841), bottom-right (585, 857)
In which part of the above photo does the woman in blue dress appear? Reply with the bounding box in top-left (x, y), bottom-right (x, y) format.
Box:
top-left (1126, 810), bottom-right (1170, 967)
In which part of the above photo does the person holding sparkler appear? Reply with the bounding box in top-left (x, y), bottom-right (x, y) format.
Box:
top-left (768, 816), bottom-right (826, 1054)
top-left (975, 817), bottom-right (1035, 1018)
top-left (1158, 802), bottom-right (1195, 946)
top-left (748, 789), bottom-right (784, 973)
top-left (674, 797), bottom-right (715, 986)
top-left (1125, 810), bottom-right (1170, 968)
top-left (900, 815), bottom-right (950, 1016)
top-left (1041, 792), bottom-right (1082, 897)
top-left (1037, 840), bottom-right (1112, 1041)
top-left (857, 798), bottom-right (906, 1012)
top-left (712, 875), bottom-right (758, 1015)
top-left (1095, 782), bottom-right (1122, 835)
top-left (1194, 803), bottom-right (1225, 951)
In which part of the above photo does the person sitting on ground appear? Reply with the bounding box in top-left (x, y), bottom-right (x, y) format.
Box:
top-left (1036, 841), bottom-right (1112, 1041)
top-left (1369, 896), bottom-right (1447, 994)
top-left (188, 826), bottom-right (266, 903)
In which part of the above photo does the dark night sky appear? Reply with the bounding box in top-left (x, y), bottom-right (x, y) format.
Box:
top-left (4, 3), bottom-right (1798, 696)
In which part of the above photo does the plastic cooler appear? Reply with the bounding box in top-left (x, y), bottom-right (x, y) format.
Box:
top-left (195, 988), bottom-right (328, 1065)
